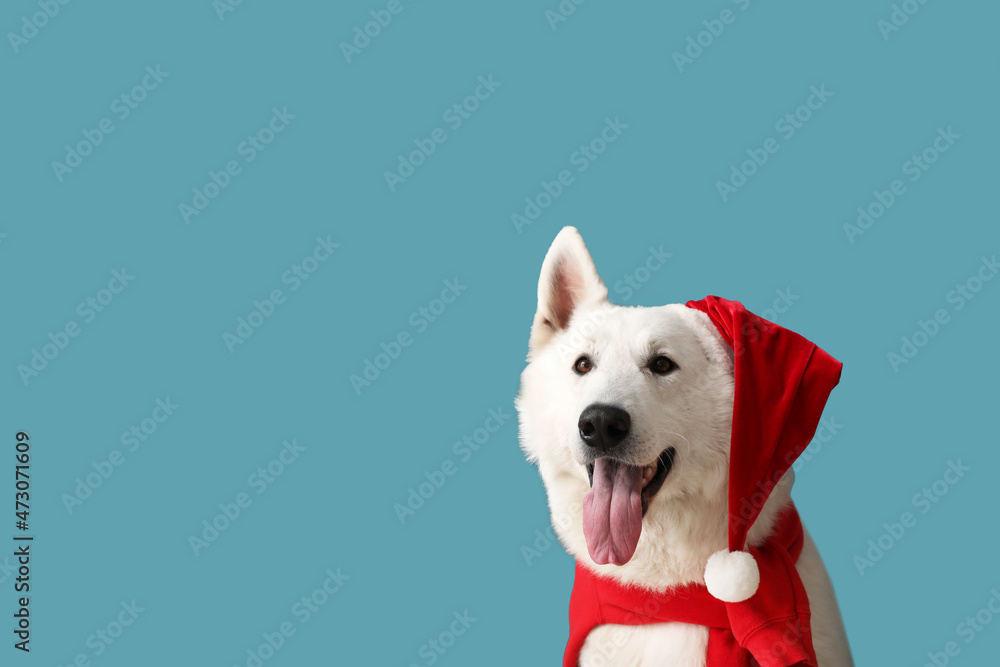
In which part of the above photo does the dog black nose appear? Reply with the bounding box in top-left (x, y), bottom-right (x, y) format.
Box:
top-left (578, 404), bottom-right (631, 451)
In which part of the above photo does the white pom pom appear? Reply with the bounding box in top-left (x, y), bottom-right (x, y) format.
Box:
top-left (704, 549), bottom-right (759, 602)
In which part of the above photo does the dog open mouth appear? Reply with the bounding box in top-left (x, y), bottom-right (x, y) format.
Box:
top-left (583, 447), bottom-right (675, 566)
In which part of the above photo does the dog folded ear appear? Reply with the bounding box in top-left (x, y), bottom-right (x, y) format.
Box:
top-left (529, 227), bottom-right (607, 353)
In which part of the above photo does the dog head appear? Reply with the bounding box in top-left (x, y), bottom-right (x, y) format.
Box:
top-left (516, 228), bottom-right (744, 585)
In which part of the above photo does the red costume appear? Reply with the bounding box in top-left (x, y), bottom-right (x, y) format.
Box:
top-left (564, 296), bottom-right (843, 667)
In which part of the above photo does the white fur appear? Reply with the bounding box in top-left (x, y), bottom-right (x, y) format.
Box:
top-left (516, 227), bottom-right (853, 666)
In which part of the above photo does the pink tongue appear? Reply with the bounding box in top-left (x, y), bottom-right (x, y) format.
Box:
top-left (583, 458), bottom-right (643, 565)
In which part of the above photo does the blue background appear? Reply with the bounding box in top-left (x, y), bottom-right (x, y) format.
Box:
top-left (2, 0), bottom-right (998, 665)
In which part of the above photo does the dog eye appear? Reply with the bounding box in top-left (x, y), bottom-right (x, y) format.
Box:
top-left (574, 356), bottom-right (594, 375)
top-left (649, 356), bottom-right (675, 375)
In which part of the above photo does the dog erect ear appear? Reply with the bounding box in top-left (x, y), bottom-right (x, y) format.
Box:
top-left (529, 227), bottom-right (607, 352)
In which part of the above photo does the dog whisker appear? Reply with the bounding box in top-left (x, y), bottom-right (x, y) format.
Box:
top-left (649, 430), bottom-right (692, 457)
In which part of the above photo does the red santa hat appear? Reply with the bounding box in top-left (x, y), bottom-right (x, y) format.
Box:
top-left (686, 296), bottom-right (843, 603)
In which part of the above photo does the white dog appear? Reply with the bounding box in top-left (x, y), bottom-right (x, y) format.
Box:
top-left (516, 227), bottom-right (853, 666)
